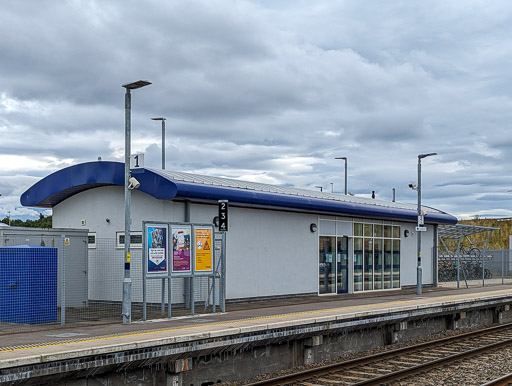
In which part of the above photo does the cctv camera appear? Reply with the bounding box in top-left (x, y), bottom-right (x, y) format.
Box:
top-left (128, 177), bottom-right (140, 190)
top-left (408, 183), bottom-right (417, 190)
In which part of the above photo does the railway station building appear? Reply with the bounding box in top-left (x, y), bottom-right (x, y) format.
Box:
top-left (21, 160), bottom-right (457, 301)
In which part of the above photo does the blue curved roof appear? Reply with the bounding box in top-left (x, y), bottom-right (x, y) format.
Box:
top-left (21, 161), bottom-right (457, 224)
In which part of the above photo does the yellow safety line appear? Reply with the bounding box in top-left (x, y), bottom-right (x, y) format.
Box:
top-left (1, 288), bottom-right (511, 354)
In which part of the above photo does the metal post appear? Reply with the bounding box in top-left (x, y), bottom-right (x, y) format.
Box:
top-left (433, 226), bottom-right (438, 287)
top-left (161, 119), bottom-right (166, 317)
top-left (152, 117), bottom-right (168, 316)
top-left (60, 235), bottom-right (66, 326)
top-left (168, 274), bottom-right (171, 318)
top-left (191, 276), bottom-right (195, 316)
top-left (482, 249), bottom-right (485, 287)
top-left (122, 88), bottom-right (132, 324)
top-left (502, 249), bottom-right (505, 285)
top-left (334, 157), bottom-right (348, 194)
top-left (417, 158), bottom-right (422, 295)
top-left (221, 232), bottom-right (226, 312)
top-left (161, 119), bottom-right (166, 170)
top-left (142, 240), bottom-right (146, 321)
top-left (416, 153), bottom-right (437, 295)
top-left (122, 80), bottom-right (151, 324)
top-left (344, 158), bottom-right (347, 195)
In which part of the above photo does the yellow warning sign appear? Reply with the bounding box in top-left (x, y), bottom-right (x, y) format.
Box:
top-left (64, 238), bottom-right (70, 246)
top-left (195, 228), bottom-right (213, 272)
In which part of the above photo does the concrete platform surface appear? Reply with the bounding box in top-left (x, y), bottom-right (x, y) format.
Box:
top-left (2, 285), bottom-right (512, 369)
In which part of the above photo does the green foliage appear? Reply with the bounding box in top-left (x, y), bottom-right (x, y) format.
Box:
top-left (458, 218), bottom-right (512, 250)
top-left (0, 213), bottom-right (52, 229)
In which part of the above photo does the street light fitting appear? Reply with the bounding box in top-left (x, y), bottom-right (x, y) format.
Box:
top-left (418, 152), bottom-right (437, 159)
top-left (151, 117), bottom-right (166, 121)
top-left (335, 156), bottom-right (348, 195)
top-left (122, 80), bottom-right (152, 90)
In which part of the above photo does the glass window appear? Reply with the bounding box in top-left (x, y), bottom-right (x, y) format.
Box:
top-left (384, 225), bottom-right (392, 238)
top-left (116, 232), bottom-right (143, 248)
top-left (364, 238), bottom-right (373, 290)
top-left (353, 238), bottom-right (363, 292)
top-left (374, 224), bottom-right (383, 237)
top-left (364, 224), bottom-right (373, 237)
top-left (319, 236), bottom-right (335, 294)
top-left (384, 239), bottom-right (392, 289)
top-left (373, 239), bottom-right (383, 290)
top-left (354, 223), bottom-right (363, 237)
top-left (392, 240), bottom-right (401, 288)
top-left (87, 233), bottom-right (96, 249)
top-left (319, 220), bottom-right (336, 235)
top-left (337, 221), bottom-right (353, 236)
top-left (393, 226), bottom-right (400, 239)
top-left (336, 237), bottom-right (348, 293)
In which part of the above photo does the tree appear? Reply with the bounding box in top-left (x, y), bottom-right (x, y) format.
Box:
top-left (0, 214), bottom-right (52, 228)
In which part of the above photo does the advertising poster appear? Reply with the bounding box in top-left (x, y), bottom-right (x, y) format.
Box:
top-left (195, 227), bottom-right (213, 273)
top-left (146, 225), bottom-right (168, 275)
top-left (172, 225), bottom-right (191, 273)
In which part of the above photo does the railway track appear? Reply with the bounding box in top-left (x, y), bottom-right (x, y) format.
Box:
top-left (245, 322), bottom-right (512, 385)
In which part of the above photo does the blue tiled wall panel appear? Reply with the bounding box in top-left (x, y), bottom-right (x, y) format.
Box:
top-left (0, 246), bottom-right (58, 324)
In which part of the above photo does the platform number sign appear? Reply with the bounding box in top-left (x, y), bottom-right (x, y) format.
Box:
top-left (130, 153), bottom-right (144, 169)
top-left (218, 200), bottom-right (228, 232)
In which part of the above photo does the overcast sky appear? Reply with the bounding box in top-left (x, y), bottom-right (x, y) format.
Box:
top-left (1, 0), bottom-right (512, 220)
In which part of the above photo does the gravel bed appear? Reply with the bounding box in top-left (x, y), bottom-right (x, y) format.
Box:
top-left (391, 345), bottom-right (512, 385)
top-left (224, 325), bottom-right (489, 385)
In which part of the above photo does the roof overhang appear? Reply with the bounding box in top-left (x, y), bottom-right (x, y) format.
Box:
top-left (20, 161), bottom-right (177, 207)
top-left (21, 161), bottom-right (458, 224)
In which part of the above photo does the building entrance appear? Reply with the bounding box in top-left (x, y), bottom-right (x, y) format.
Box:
top-left (319, 236), bottom-right (348, 294)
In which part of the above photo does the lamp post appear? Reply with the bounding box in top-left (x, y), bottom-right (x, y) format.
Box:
top-left (335, 157), bottom-right (348, 194)
top-left (151, 117), bottom-right (166, 169)
top-left (416, 152), bottom-right (437, 295)
top-left (122, 80), bottom-right (151, 324)
top-left (151, 117), bottom-right (167, 316)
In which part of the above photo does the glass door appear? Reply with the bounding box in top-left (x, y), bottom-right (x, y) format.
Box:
top-left (319, 236), bottom-right (335, 294)
top-left (336, 237), bottom-right (348, 293)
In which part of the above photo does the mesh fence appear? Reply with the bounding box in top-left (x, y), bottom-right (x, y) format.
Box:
top-left (438, 248), bottom-right (512, 288)
top-left (0, 233), bottom-right (223, 335)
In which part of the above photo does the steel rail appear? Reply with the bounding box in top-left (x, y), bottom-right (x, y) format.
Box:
top-left (245, 321), bottom-right (512, 386)
top-left (354, 336), bottom-right (512, 385)
top-left (481, 372), bottom-right (512, 386)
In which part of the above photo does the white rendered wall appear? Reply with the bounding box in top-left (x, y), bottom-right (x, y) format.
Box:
top-left (400, 224), bottom-right (435, 286)
top-left (53, 187), bottom-right (318, 300)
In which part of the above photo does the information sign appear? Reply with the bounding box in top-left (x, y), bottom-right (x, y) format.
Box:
top-left (194, 226), bottom-right (213, 273)
top-left (146, 224), bottom-right (168, 275)
top-left (415, 226), bottom-right (427, 232)
top-left (171, 225), bottom-right (192, 273)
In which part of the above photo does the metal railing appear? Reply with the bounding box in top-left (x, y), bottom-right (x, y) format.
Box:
top-left (0, 234), bottom-right (225, 335)
top-left (438, 248), bottom-right (512, 288)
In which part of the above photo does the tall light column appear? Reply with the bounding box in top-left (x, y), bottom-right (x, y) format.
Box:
top-left (416, 152), bottom-right (437, 295)
top-left (122, 80), bottom-right (151, 324)
top-left (151, 117), bottom-right (166, 169)
top-left (335, 157), bottom-right (348, 194)
top-left (151, 117), bottom-right (167, 317)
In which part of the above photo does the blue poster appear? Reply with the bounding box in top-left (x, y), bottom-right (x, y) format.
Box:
top-left (147, 226), bottom-right (168, 274)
